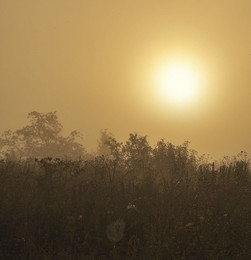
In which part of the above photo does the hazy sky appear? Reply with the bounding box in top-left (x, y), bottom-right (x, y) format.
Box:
top-left (0, 0), bottom-right (251, 158)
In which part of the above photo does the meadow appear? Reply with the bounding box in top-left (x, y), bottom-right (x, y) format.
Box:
top-left (0, 140), bottom-right (250, 259)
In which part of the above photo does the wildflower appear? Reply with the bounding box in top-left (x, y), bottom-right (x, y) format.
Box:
top-left (106, 219), bottom-right (125, 242)
top-left (127, 203), bottom-right (137, 210)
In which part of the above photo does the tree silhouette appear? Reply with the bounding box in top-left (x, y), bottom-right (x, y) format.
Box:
top-left (97, 129), bottom-right (113, 158)
top-left (0, 111), bottom-right (85, 159)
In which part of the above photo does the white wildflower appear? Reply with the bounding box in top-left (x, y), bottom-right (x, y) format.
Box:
top-left (127, 203), bottom-right (137, 210)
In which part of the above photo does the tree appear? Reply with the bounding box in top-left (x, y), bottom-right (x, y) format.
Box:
top-left (97, 129), bottom-right (113, 158)
top-left (0, 111), bottom-right (85, 159)
top-left (122, 133), bottom-right (152, 171)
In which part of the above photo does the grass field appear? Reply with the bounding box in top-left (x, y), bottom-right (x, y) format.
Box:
top-left (0, 147), bottom-right (250, 259)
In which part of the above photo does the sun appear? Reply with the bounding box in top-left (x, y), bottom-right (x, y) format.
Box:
top-left (156, 61), bottom-right (201, 106)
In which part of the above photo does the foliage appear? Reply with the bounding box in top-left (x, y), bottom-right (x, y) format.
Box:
top-left (97, 129), bottom-right (114, 159)
top-left (0, 113), bottom-right (250, 258)
top-left (0, 111), bottom-right (86, 159)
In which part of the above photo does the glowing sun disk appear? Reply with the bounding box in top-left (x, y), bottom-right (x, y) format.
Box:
top-left (157, 62), bottom-right (200, 105)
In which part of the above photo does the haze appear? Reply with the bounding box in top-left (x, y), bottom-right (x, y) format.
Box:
top-left (0, 0), bottom-right (251, 159)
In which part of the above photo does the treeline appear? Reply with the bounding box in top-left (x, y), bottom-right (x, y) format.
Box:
top-left (0, 112), bottom-right (250, 259)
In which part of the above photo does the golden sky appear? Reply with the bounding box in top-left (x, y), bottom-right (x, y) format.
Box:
top-left (0, 0), bottom-right (251, 158)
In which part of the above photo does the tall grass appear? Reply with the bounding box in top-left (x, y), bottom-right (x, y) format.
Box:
top-left (0, 150), bottom-right (250, 259)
